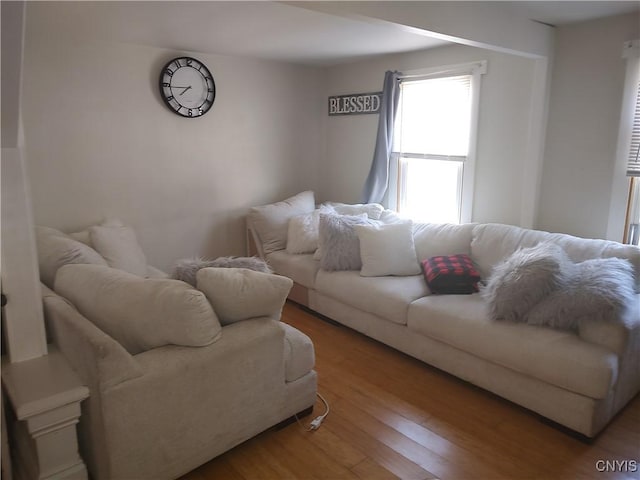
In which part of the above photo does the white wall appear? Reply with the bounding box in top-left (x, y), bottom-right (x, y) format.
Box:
top-left (537, 13), bottom-right (639, 239)
top-left (21, 3), bottom-right (323, 271)
top-left (320, 44), bottom-right (536, 226)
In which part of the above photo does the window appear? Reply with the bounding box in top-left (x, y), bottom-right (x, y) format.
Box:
top-left (622, 41), bottom-right (640, 245)
top-left (390, 63), bottom-right (485, 224)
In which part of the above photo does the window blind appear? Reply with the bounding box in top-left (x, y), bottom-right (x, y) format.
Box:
top-left (628, 79), bottom-right (640, 176)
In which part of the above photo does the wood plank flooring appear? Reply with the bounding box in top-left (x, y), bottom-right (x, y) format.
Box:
top-left (181, 302), bottom-right (640, 480)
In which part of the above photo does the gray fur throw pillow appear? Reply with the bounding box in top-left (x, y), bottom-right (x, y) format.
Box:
top-left (481, 242), bottom-right (571, 322)
top-left (172, 256), bottom-right (271, 287)
top-left (525, 257), bottom-right (636, 330)
top-left (318, 213), bottom-right (373, 271)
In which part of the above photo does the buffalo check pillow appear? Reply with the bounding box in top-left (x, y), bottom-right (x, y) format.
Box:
top-left (421, 254), bottom-right (481, 294)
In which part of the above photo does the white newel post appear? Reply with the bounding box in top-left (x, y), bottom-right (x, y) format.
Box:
top-left (1, 2), bottom-right (90, 479)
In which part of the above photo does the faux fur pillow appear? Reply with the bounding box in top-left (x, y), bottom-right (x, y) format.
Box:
top-left (481, 242), bottom-right (570, 322)
top-left (322, 202), bottom-right (384, 220)
top-left (525, 257), bottom-right (636, 330)
top-left (172, 256), bottom-right (271, 287)
top-left (318, 213), bottom-right (372, 271)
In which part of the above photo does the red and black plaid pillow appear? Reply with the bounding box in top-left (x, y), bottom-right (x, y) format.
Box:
top-left (421, 254), bottom-right (481, 294)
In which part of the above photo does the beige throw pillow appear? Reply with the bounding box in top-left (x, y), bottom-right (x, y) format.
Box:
top-left (196, 267), bottom-right (293, 325)
top-left (55, 264), bottom-right (222, 354)
top-left (90, 223), bottom-right (148, 276)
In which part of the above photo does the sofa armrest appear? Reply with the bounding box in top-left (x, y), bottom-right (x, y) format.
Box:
top-left (93, 318), bottom-right (293, 479)
top-left (42, 284), bottom-right (143, 391)
top-left (246, 221), bottom-right (265, 259)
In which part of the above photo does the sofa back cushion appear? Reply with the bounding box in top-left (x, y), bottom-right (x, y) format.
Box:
top-left (413, 223), bottom-right (476, 261)
top-left (36, 226), bottom-right (108, 288)
top-left (55, 264), bottom-right (222, 354)
top-left (471, 223), bottom-right (640, 292)
top-left (247, 191), bottom-right (316, 255)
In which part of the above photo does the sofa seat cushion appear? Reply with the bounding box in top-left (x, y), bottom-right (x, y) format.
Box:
top-left (407, 295), bottom-right (618, 399)
top-left (266, 251), bottom-right (320, 289)
top-left (315, 270), bottom-right (429, 325)
top-left (280, 323), bottom-right (315, 382)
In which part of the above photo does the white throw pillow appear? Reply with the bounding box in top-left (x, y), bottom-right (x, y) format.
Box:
top-left (90, 222), bottom-right (148, 276)
top-left (35, 226), bottom-right (108, 288)
top-left (55, 264), bottom-right (222, 354)
top-left (354, 222), bottom-right (421, 277)
top-left (286, 210), bottom-right (320, 254)
top-left (248, 191), bottom-right (316, 255)
top-left (196, 267), bottom-right (293, 325)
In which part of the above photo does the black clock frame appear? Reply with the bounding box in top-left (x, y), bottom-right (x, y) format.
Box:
top-left (158, 56), bottom-right (216, 118)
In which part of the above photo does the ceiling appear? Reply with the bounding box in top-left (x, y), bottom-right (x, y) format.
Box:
top-left (36, 1), bottom-right (639, 66)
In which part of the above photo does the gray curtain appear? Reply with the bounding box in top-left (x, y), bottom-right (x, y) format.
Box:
top-left (360, 70), bottom-right (402, 204)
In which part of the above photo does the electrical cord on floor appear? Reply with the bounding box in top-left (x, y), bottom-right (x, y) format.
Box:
top-left (295, 392), bottom-right (330, 432)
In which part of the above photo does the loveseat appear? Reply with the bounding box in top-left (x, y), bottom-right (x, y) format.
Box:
top-left (35, 221), bottom-right (317, 479)
top-left (247, 191), bottom-right (640, 437)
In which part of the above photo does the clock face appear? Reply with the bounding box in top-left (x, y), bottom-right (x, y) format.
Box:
top-left (159, 57), bottom-right (215, 118)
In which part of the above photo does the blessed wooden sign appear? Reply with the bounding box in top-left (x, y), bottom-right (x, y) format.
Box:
top-left (328, 92), bottom-right (382, 116)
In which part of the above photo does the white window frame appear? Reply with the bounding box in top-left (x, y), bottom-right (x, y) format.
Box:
top-left (607, 40), bottom-right (640, 242)
top-left (387, 61), bottom-right (486, 224)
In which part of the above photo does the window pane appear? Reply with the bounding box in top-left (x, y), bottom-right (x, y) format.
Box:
top-left (626, 177), bottom-right (640, 245)
top-left (396, 75), bottom-right (472, 156)
top-left (398, 158), bottom-right (462, 224)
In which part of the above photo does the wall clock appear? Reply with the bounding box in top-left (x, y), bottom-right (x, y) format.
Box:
top-left (159, 56), bottom-right (215, 118)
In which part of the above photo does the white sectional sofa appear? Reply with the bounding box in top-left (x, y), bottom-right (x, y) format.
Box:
top-left (35, 222), bottom-right (317, 479)
top-left (247, 191), bottom-right (640, 437)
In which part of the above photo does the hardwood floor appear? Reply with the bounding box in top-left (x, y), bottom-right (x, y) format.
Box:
top-left (182, 302), bottom-right (640, 480)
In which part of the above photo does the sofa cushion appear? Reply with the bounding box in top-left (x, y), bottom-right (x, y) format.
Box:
top-left (525, 257), bottom-right (637, 330)
top-left (315, 270), bottom-right (429, 325)
top-left (413, 222), bottom-right (476, 261)
top-left (90, 222), bottom-right (148, 276)
top-left (355, 222), bottom-right (421, 277)
top-left (481, 242), bottom-right (570, 322)
top-left (35, 226), bottom-right (108, 288)
top-left (279, 323), bottom-right (315, 382)
top-left (196, 268), bottom-right (293, 325)
top-left (471, 223), bottom-right (640, 292)
top-left (322, 202), bottom-right (384, 220)
top-left (421, 254), bottom-right (480, 294)
top-left (318, 213), bottom-right (373, 271)
top-left (266, 251), bottom-right (319, 289)
top-left (248, 191), bottom-right (316, 255)
top-left (55, 264), bottom-right (222, 354)
top-left (407, 295), bottom-right (618, 399)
